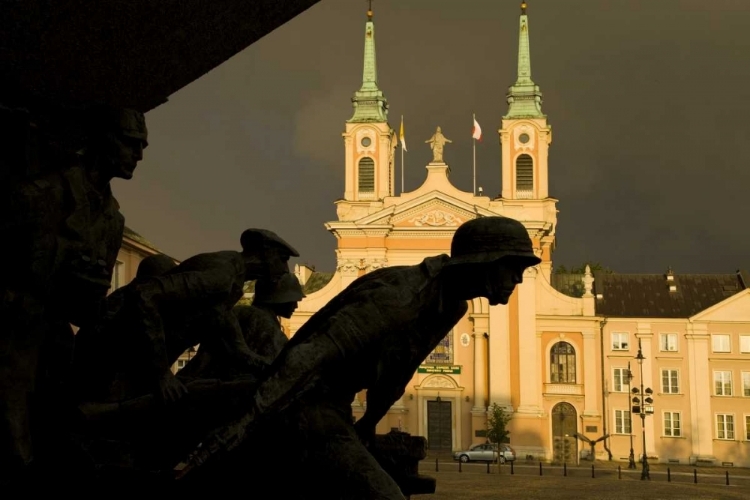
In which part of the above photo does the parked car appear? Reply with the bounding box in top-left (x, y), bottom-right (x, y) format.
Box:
top-left (453, 443), bottom-right (516, 464)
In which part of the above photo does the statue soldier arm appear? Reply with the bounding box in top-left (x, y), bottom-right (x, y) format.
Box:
top-left (355, 301), bottom-right (468, 443)
top-left (130, 256), bottom-right (268, 400)
top-left (130, 279), bottom-right (188, 402)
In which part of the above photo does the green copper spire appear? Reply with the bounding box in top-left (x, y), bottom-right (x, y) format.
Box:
top-left (349, 5), bottom-right (388, 123)
top-left (505, 1), bottom-right (544, 119)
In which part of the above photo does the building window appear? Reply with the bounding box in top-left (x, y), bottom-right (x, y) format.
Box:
top-left (614, 409), bottom-right (632, 434)
top-left (515, 154), bottom-right (533, 195)
top-left (746, 416), bottom-right (750, 441)
top-left (425, 330), bottom-right (453, 365)
top-left (743, 372), bottom-right (750, 397)
top-left (712, 334), bottom-right (731, 353)
top-left (663, 411), bottom-right (681, 437)
top-left (612, 332), bottom-right (629, 351)
top-left (550, 341), bottom-right (576, 384)
top-left (110, 260), bottom-right (125, 292)
top-left (612, 367), bottom-right (630, 392)
top-left (660, 333), bottom-right (678, 352)
top-left (740, 335), bottom-right (750, 354)
top-left (358, 157), bottom-right (375, 194)
top-left (714, 371), bottom-right (733, 396)
top-left (175, 359), bottom-right (188, 372)
top-left (661, 369), bottom-right (679, 394)
top-left (716, 414), bottom-right (735, 440)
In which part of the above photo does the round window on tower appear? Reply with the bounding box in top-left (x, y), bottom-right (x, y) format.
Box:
top-left (361, 137), bottom-right (372, 147)
top-left (519, 133), bottom-right (530, 144)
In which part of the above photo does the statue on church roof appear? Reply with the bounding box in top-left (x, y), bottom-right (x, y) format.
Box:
top-left (425, 126), bottom-right (452, 164)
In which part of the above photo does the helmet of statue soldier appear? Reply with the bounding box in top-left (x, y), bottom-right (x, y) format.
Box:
top-left (254, 273), bottom-right (306, 304)
top-left (89, 105), bottom-right (148, 144)
top-left (446, 216), bottom-right (541, 268)
top-left (135, 254), bottom-right (177, 280)
top-left (240, 228), bottom-right (300, 259)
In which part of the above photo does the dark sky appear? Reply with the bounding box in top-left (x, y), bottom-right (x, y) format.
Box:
top-left (114, 0), bottom-right (750, 275)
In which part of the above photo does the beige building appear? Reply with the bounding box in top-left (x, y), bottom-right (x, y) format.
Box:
top-left (287, 5), bottom-right (750, 467)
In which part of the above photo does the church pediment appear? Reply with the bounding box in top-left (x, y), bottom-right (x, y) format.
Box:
top-left (690, 290), bottom-right (750, 323)
top-left (390, 191), bottom-right (495, 229)
top-left (350, 191), bottom-right (495, 228)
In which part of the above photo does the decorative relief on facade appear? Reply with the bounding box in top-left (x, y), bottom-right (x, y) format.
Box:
top-left (356, 128), bottom-right (377, 155)
top-left (460, 333), bottom-right (471, 347)
top-left (514, 124), bottom-right (535, 151)
top-left (523, 266), bottom-right (539, 279)
top-left (408, 209), bottom-right (463, 227)
top-left (367, 258), bottom-right (388, 271)
top-left (337, 258), bottom-right (367, 276)
top-left (423, 375), bottom-right (456, 389)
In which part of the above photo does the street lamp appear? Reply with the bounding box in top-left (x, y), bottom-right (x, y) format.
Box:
top-left (630, 339), bottom-right (653, 480)
top-left (626, 362), bottom-right (637, 469)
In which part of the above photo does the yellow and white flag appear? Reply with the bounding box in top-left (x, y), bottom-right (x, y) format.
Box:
top-left (399, 115), bottom-right (407, 152)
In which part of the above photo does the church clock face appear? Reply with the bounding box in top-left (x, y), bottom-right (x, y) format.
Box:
top-left (361, 137), bottom-right (372, 147)
top-left (519, 133), bottom-right (530, 144)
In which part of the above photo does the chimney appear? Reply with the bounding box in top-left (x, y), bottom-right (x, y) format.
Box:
top-left (666, 267), bottom-right (676, 292)
top-left (294, 263), bottom-right (315, 286)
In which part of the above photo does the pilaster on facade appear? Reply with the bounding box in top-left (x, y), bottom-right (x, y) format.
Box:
top-left (516, 267), bottom-right (543, 415)
top-left (488, 302), bottom-right (512, 410)
top-left (685, 323), bottom-right (716, 462)
top-left (471, 315), bottom-right (489, 412)
top-left (581, 329), bottom-right (600, 417)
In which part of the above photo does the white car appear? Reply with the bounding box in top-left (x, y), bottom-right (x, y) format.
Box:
top-left (453, 443), bottom-right (516, 464)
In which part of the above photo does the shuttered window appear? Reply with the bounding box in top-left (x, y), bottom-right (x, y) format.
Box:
top-left (515, 154), bottom-right (534, 194)
top-left (358, 157), bottom-right (375, 194)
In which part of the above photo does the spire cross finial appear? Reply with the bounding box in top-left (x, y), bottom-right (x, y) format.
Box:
top-left (521, 1), bottom-right (527, 14)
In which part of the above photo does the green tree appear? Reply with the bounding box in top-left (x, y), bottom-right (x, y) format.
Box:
top-left (486, 403), bottom-right (510, 444)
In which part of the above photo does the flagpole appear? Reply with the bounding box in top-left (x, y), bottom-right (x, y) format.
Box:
top-left (401, 115), bottom-right (405, 194)
top-left (472, 113), bottom-right (477, 195)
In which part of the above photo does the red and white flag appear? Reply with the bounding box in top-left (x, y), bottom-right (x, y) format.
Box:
top-left (472, 117), bottom-right (482, 141)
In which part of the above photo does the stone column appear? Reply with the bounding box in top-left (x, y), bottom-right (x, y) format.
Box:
top-left (516, 267), bottom-right (541, 414)
top-left (582, 328), bottom-right (599, 417)
top-left (686, 323), bottom-right (715, 462)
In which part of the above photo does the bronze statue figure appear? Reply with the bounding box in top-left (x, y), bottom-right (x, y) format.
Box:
top-left (0, 106), bottom-right (147, 483)
top-left (177, 216), bottom-right (541, 499)
top-left (177, 272), bottom-right (305, 382)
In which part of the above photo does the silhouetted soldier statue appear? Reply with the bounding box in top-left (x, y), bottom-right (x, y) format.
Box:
top-left (72, 254), bottom-right (178, 404)
top-left (239, 272), bottom-right (306, 364)
top-left (121, 229), bottom-right (299, 404)
top-left (0, 106), bottom-right (148, 484)
top-left (178, 272), bottom-right (306, 383)
top-left (178, 216), bottom-right (541, 500)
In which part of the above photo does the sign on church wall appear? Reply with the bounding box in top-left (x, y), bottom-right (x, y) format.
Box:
top-left (418, 365), bottom-right (461, 374)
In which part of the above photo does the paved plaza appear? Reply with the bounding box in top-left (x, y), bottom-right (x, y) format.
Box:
top-left (416, 461), bottom-right (750, 500)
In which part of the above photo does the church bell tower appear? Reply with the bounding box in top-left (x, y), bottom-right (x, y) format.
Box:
top-left (341, 5), bottom-right (396, 205)
top-left (499, 1), bottom-right (557, 277)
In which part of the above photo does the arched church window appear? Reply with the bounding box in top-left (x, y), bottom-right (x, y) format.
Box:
top-left (358, 157), bottom-right (375, 194)
top-left (515, 154), bottom-right (533, 196)
top-left (425, 330), bottom-right (454, 365)
top-left (550, 341), bottom-right (576, 384)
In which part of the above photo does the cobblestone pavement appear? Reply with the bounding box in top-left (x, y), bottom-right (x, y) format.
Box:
top-left (416, 462), bottom-right (750, 500)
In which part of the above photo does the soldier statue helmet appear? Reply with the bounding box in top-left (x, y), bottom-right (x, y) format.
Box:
top-left (253, 273), bottom-right (306, 319)
top-left (240, 228), bottom-right (300, 281)
top-left (443, 216), bottom-right (541, 306)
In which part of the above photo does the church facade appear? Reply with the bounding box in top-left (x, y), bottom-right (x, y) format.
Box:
top-left (288, 4), bottom-right (750, 467)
